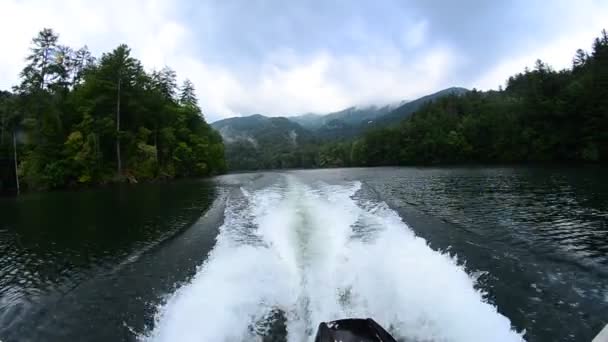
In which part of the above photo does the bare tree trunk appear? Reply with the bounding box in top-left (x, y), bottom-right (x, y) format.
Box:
top-left (154, 128), bottom-right (160, 176)
top-left (13, 130), bottom-right (20, 195)
top-left (95, 133), bottom-right (101, 166)
top-left (154, 128), bottom-right (159, 162)
top-left (1, 114), bottom-right (5, 145)
top-left (116, 78), bottom-right (122, 176)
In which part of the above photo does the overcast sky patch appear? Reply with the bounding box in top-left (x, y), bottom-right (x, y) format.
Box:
top-left (1, 0), bottom-right (607, 121)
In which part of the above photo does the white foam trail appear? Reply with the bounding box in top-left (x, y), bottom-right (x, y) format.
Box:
top-left (145, 176), bottom-right (524, 342)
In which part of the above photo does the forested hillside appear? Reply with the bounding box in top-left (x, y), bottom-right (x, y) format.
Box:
top-left (0, 29), bottom-right (225, 192)
top-left (369, 87), bottom-right (468, 128)
top-left (6, 29), bottom-right (605, 185)
top-left (216, 30), bottom-right (608, 170)
top-left (289, 103), bottom-right (398, 139)
top-left (352, 30), bottom-right (608, 166)
top-left (212, 114), bottom-right (315, 169)
top-left (212, 88), bottom-right (468, 169)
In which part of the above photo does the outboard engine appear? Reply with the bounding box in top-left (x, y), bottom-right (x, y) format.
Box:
top-left (314, 318), bottom-right (397, 342)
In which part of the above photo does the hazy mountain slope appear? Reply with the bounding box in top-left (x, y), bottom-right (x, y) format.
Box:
top-left (371, 87), bottom-right (469, 128)
top-left (212, 114), bottom-right (312, 144)
top-left (290, 101), bottom-right (407, 131)
top-left (288, 113), bottom-right (325, 130)
top-left (210, 87), bottom-right (470, 169)
top-left (289, 88), bottom-right (468, 140)
top-left (211, 114), bottom-right (315, 170)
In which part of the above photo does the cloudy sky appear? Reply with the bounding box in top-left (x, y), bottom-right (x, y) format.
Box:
top-left (1, 0), bottom-right (607, 122)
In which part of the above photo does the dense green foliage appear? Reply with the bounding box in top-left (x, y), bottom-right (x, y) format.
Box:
top-left (5, 29), bottom-right (606, 182)
top-left (217, 30), bottom-right (608, 170)
top-left (0, 29), bottom-right (225, 192)
top-left (211, 88), bottom-right (470, 170)
top-left (351, 31), bottom-right (608, 166)
top-left (284, 87), bottom-right (468, 140)
top-left (212, 114), bottom-right (317, 169)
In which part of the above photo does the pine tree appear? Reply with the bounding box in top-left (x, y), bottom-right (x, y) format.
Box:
top-left (179, 79), bottom-right (197, 107)
top-left (71, 46), bottom-right (95, 86)
top-left (50, 45), bottom-right (74, 90)
top-left (159, 67), bottom-right (178, 101)
top-left (95, 44), bottom-right (140, 175)
top-left (573, 49), bottom-right (588, 70)
top-left (20, 28), bottom-right (59, 92)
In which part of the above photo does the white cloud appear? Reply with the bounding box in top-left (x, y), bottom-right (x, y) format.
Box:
top-left (1, 0), bottom-right (607, 122)
top-left (0, 0), bottom-right (183, 86)
top-left (185, 45), bottom-right (458, 120)
top-left (474, 0), bottom-right (608, 90)
top-left (0, 0), bottom-right (458, 121)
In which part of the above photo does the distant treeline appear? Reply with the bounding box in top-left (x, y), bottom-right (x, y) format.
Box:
top-left (226, 29), bottom-right (608, 170)
top-left (0, 28), bottom-right (225, 192)
top-left (349, 30), bottom-right (608, 166)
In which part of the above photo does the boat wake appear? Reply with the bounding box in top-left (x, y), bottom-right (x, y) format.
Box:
top-left (144, 176), bottom-right (524, 341)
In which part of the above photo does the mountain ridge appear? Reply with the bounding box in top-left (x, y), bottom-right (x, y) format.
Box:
top-left (211, 87), bottom-right (469, 135)
top-left (210, 87), bottom-right (469, 169)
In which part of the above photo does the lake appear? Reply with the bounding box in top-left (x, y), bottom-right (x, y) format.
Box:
top-left (0, 167), bottom-right (606, 341)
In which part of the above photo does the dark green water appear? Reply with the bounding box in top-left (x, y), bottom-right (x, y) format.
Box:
top-left (0, 167), bottom-right (607, 341)
top-left (0, 180), bottom-right (220, 341)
